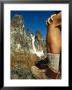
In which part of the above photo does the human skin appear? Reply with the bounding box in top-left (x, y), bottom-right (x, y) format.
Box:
top-left (46, 12), bottom-right (61, 54)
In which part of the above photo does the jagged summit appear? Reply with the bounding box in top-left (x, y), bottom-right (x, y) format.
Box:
top-left (11, 15), bottom-right (24, 34)
top-left (11, 15), bottom-right (46, 55)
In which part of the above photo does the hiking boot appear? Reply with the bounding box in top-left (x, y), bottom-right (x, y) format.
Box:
top-left (31, 66), bottom-right (48, 79)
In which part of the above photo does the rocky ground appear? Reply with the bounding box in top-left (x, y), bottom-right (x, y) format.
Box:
top-left (11, 15), bottom-right (46, 79)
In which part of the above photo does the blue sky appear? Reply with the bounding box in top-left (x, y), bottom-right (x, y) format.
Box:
top-left (11, 11), bottom-right (55, 39)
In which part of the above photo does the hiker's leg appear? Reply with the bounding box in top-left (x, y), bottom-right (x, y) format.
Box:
top-left (46, 12), bottom-right (61, 72)
top-left (31, 12), bottom-right (61, 79)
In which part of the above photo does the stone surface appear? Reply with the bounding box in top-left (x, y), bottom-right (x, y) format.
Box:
top-left (11, 15), bottom-right (47, 79)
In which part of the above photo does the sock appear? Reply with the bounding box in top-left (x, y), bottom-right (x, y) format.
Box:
top-left (47, 53), bottom-right (60, 72)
